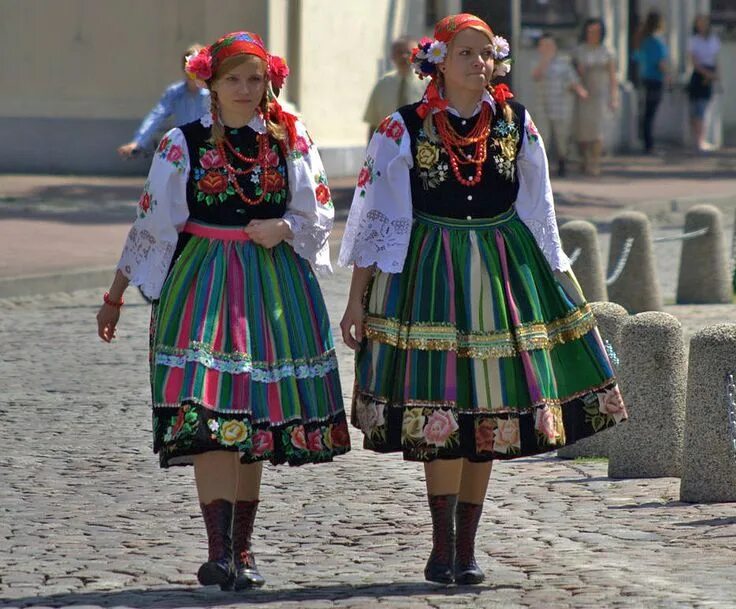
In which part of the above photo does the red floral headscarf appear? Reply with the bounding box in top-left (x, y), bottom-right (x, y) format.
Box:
top-left (185, 31), bottom-right (297, 147)
top-left (414, 13), bottom-right (513, 118)
top-left (434, 13), bottom-right (494, 43)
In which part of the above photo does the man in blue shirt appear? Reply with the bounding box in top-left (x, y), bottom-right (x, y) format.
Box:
top-left (118, 44), bottom-right (210, 158)
top-left (635, 11), bottom-right (670, 153)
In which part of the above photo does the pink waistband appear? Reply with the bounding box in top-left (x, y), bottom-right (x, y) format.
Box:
top-left (182, 221), bottom-right (251, 241)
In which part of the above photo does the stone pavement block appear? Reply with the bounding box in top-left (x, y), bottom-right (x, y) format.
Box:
top-left (2, 287), bottom-right (736, 608)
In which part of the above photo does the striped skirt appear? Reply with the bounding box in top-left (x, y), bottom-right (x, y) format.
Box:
top-left (353, 208), bottom-right (626, 462)
top-left (150, 221), bottom-right (349, 468)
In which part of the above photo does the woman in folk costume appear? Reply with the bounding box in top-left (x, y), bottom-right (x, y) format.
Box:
top-left (339, 14), bottom-right (626, 585)
top-left (96, 32), bottom-right (350, 590)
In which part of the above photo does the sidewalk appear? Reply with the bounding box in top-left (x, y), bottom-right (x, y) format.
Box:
top-left (0, 147), bottom-right (734, 297)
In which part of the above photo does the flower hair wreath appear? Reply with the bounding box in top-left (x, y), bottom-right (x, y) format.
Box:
top-left (184, 48), bottom-right (290, 90)
top-left (411, 35), bottom-right (511, 79)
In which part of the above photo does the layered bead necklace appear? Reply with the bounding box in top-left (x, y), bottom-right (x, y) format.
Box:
top-left (433, 103), bottom-right (492, 187)
top-left (215, 110), bottom-right (276, 206)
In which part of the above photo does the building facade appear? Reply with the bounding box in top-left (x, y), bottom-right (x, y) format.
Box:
top-left (0, 0), bottom-right (729, 177)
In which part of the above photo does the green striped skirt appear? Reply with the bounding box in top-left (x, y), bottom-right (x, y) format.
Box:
top-left (353, 208), bottom-right (626, 461)
top-left (150, 224), bottom-right (349, 468)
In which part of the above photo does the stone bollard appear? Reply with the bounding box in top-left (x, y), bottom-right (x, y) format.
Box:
top-left (557, 302), bottom-right (628, 459)
top-left (608, 312), bottom-right (687, 479)
top-left (680, 324), bottom-right (736, 502)
top-left (607, 211), bottom-right (662, 313)
top-left (676, 205), bottom-right (731, 304)
top-left (560, 220), bottom-right (608, 302)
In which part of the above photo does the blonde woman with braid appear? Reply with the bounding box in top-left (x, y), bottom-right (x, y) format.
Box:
top-left (340, 14), bottom-right (626, 585)
top-left (97, 32), bottom-right (349, 591)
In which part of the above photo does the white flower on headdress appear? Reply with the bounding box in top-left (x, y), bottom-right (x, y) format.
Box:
top-left (493, 58), bottom-right (512, 77)
top-left (426, 40), bottom-right (448, 64)
top-left (200, 112), bottom-right (213, 128)
top-left (492, 36), bottom-right (510, 60)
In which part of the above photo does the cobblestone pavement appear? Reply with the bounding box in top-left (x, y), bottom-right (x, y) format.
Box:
top-left (1, 266), bottom-right (736, 609)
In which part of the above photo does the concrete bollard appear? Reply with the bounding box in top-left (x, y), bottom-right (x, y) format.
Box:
top-left (680, 324), bottom-right (736, 502)
top-left (607, 211), bottom-right (662, 313)
top-left (557, 301), bottom-right (628, 459)
top-left (560, 220), bottom-right (608, 302)
top-left (608, 312), bottom-right (687, 479)
top-left (676, 205), bottom-right (731, 304)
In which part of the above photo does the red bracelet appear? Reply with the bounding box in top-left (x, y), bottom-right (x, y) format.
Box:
top-left (103, 292), bottom-right (124, 308)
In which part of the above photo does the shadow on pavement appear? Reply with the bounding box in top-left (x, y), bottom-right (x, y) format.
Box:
top-left (674, 516), bottom-right (736, 527)
top-left (2, 580), bottom-right (504, 608)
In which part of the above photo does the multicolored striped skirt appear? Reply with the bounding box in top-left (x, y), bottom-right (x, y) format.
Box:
top-left (353, 208), bottom-right (626, 462)
top-left (150, 221), bottom-right (349, 468)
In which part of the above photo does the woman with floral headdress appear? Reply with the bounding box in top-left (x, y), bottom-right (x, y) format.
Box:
top-left (339, 14), bottom-right (626, 585)
top-left (96, 31), bottom-right (350, 590)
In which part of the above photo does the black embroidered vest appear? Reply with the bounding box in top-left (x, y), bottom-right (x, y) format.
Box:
top-left (178, 119), bottom-right (289, 226)
top-left (398, 100), bottom-right (526, 219)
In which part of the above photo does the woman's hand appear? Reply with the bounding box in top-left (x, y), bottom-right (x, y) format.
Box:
top-left (340, 299), bottom-right (365, 350)
top-left (98, 272), bottom-right (129, 343)
top-left (97, 303), bottom-right (121, 343)
top-left (245, 219), bottom-right (292, 248)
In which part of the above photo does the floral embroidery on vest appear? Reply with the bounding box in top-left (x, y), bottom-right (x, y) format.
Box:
top-left (415, 128), bottom-right (449, 191)
top-left (491, 118), bottom-right (520, 181)
top-left (192, 142), bottom-right (288, 206)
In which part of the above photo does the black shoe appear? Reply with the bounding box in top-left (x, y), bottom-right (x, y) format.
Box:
top-left (424, 494), bottom-right (457, 584)
top-left (454, 501), bottom-right (485, 585)
top-left (198, 499), bottom-right (235, 590)
top-left (197, 559), bottom-right (234, 589)
top-left (232, 499), bottom-right (266, 590)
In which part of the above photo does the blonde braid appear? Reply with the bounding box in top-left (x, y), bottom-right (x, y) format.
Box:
top-left (263, 88), bottom-right (287, 144)
top-left (209, 92), bottom-right (225, 145)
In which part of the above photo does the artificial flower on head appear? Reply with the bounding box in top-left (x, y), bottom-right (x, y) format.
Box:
top-left (493, 58), bottom-right (512, 78)
top-left (426, 40), bottom-right (447, 64)
top-left (185, 47), bottom-right (213, 81)
top-left (411, 37), bottom-right (438, 78)
top-left (491, 35), bottom-right (510, 60)
top-left (268, 55), bottom-right (290, 90)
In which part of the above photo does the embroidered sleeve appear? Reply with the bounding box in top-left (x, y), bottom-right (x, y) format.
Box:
top-left (515, 110), bottom-right (570, 273)
top-left (338, 112), bottom-right (413, 272)
top-left (116, 127), bottom-right (190, 298)
top-left (282, 120), bottom-right (335, 273)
